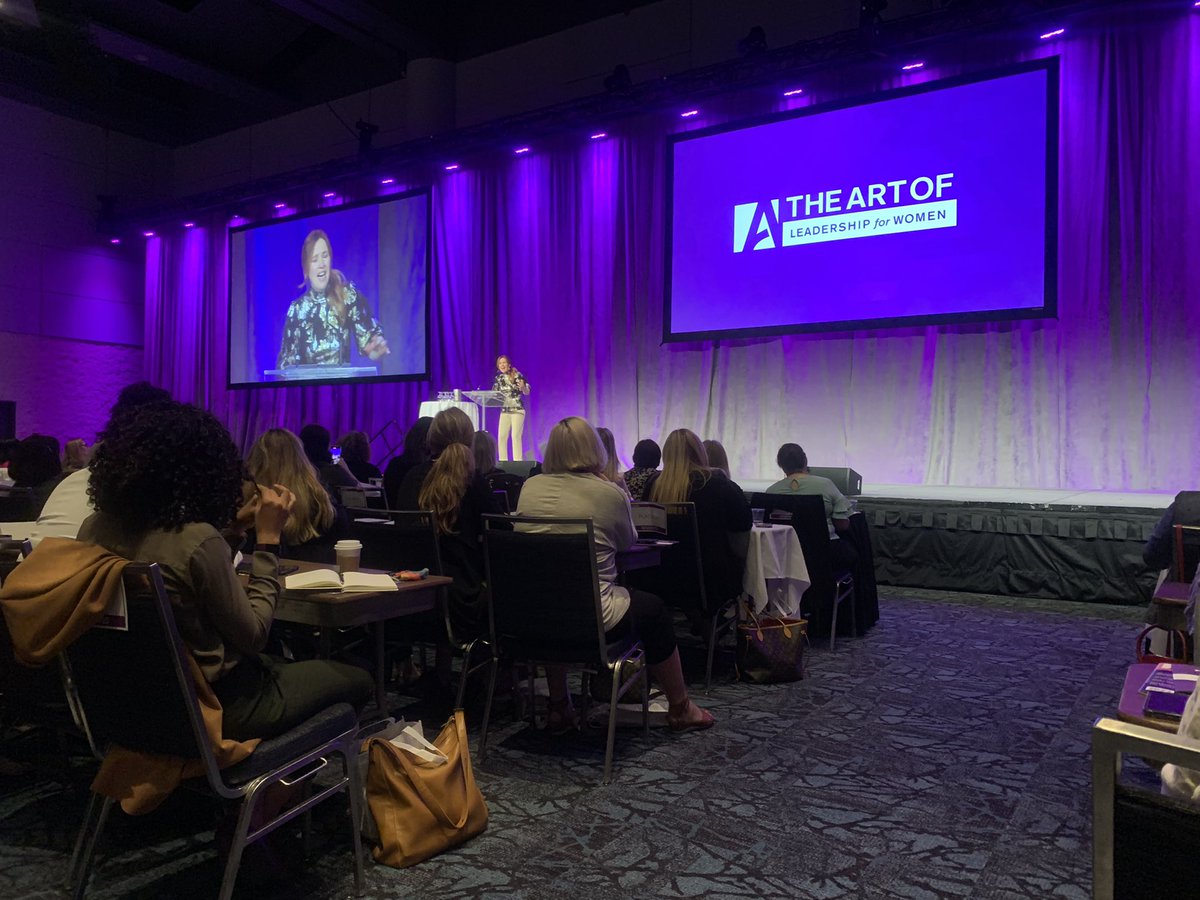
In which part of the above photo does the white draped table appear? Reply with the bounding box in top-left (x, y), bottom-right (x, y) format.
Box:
top-left (417, 399), bottom-right (479, 430)
top-left (739, 524), bottom-right (811, 617)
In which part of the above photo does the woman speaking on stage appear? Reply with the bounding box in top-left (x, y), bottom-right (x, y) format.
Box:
top-left (276, 229), bottom-right (389, 368)
top-left (492, 354), bottom-right (530, 461)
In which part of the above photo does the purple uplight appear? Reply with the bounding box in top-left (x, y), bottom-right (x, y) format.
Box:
top-left (782, 88), bottom-right (804, 97)
top-left (109, 237), bottom-right (121, 245)
top-left (273, 202), bottom-right (286, 209)
top-left (183, 222), bottom-right (195, 228)
top-left (590, 131), bottom-right (608, 140)
top-left (514, 146), bottom-right (531, 155)
top-left (323, 191), bottom-right (337, 199)
top-left (901, 62), bottom-right (925, 72)
top-left (142, 231), bottom-right (155, 238)
top-left (680, 109), bottom-right (700, 118)
top-left (380, 177), bottom-right (395, 185)
top-left (1039, 27), bottom-right (1065, 39)
top-left (444, 163), bottom-right (460, 171)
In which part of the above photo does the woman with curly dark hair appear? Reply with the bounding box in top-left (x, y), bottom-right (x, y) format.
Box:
top-left (78, 401), bottom-right (373, 741)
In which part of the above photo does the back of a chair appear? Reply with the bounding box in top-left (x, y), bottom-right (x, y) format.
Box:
top-left (0, 488), bottom-right (35, 522)
top-left (0, 537), bottom-right (32, 585)
top-left (0, 538), bottom-right (34, 683)
top-left (482, 515), bottom-right (608, 664)
top-left (751, 492), bottom-right (840, 588)
top-left (340, 487), bottom-right (369, 509)
top-left (63, 564), bottom-right (216, 773)
top-left (1173, 524), bottom-right (1200, 583)
top-left (485, 471), bottom-right (525, 512)
top-left (626, 502), bottom-right (708, 613)
top-left (350, 510), bottom-right (444, 575)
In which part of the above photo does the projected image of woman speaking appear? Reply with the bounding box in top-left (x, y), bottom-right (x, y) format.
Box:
top-left (277, 229), bottom-right (390, 368)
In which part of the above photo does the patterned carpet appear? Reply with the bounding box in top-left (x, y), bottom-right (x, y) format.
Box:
top-left (0, 589), bottom-right (1148, 899)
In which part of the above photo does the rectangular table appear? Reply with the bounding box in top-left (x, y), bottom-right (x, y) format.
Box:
top-left (269, 560), bottom-right (452, 712)
top-left (1117, 662), bottom-right (1198, 734)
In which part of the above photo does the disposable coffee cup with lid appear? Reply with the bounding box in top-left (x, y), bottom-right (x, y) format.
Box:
top-left (334, 539), bottom-right (362, 573)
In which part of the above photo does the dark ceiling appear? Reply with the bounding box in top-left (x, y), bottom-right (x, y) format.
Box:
top-left (0, 0), bottom-right (663, 145)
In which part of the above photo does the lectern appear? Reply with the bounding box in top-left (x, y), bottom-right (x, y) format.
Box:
top-left (463, 390), bottom-right (506, 438)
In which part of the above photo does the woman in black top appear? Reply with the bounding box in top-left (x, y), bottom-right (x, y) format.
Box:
top-left (384, 417), bottom-right (432, 509)
top-left (337, 430), bottom-right (382, 483)
top-left (395, 408), bottom-right (503, 645)
top-left (650, 429), bottom-right (752, 610)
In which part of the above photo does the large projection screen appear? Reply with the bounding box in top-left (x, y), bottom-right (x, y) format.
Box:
top-left (228, 190), bottom-right (430, 388)
top-left (665, 60), bottom-right (1058, 341)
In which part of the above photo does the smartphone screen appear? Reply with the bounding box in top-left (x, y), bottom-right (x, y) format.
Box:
top-left (330, 446), bottom-right (341, 462)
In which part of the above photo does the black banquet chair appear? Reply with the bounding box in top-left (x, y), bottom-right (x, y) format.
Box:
top-left (350, 509), bottom-right (494, 709)
top-left (1092, 716), bottom-right (1200, 900)
top-left (624, 501), bottom-right (738, 690)
top-left (62, 563), bottom-right (365, 900)
top-left (479, 515), bottom-right (649, 783)
top-left (751, 492), bottom-right (856, 649)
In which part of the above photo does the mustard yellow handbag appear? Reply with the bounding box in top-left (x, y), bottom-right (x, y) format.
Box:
top-left (365, 710), bottom-right (488, 867)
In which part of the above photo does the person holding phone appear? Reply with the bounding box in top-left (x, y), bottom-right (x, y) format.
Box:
top-left (492, 354), bottom-right (530, 461)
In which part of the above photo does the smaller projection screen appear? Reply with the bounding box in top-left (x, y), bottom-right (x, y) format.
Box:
top-left (228, 190), bottom-right (430, 387)
top-left (665, 60), bottom-right (1058, 340)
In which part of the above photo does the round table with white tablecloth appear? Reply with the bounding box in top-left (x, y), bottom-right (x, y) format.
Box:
top-left (738, 523), bottom-right (811, 617)
top-left (417, 399), bottom-right (478, 430)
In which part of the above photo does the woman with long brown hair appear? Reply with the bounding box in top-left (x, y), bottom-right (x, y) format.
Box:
top-left (650, 428), bottom-right (751, 611)
top-left (276, 229), bottom-right (389, 368)
top-left (246, 427), bottom-right (345, 559)
top-left (396, 408), bottom-right (503, 652)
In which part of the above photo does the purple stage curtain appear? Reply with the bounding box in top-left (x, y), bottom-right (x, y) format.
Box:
top-left (144, 10), bottom-right (1199, 491)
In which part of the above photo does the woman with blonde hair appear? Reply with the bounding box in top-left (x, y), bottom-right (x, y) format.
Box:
top-left (595, 427), bottom-right (629, 496)
top-left (650, 428), bottom-right (751, 612)
top-left (246, 428), bottom-right (345, 560)
top-left (517, 417), bottom-right (713, 733)
top-left (396, 407), bottom-right (502, 649)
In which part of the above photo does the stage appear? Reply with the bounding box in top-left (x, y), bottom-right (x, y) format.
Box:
top-left (740, 481), bottom-right (1172, 606)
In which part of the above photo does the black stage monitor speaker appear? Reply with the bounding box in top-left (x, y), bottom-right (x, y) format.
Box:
top-left (497, 460), bottom-right (537, 478)
top-left (808, 466), bottom-right (863, 496)
top-left (0, 401), bottom-right (13, 441)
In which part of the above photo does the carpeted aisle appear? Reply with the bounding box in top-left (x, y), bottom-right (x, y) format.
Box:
top-left (0, 590), bottom-right (1147, 899)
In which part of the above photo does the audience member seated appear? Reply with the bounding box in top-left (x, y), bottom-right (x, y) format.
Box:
top-left (702, 439), bottom-right (731, 479)
top-left (299, 423), bottom-right (359, 494)
top-left (61, 438), bottom-right (91, 473)
top-left (383, 416), bottom-right (432, 509)
top-left (7, 436), bottom-right (67, 519)
top-left (766, 442), bottom-right (857, 570)
top-left (396, 408), bottom-right (504, 673)
top-left (1144, 490), bottom-right (1200, 577)
top-left (336, 430), bottom-right (382, 484)
top-left (516, 416), bottom-right (713, 732)
top-left (32, 381), bottom-right (172, 541)
top-left (596, 427), bottom-right (629, 496)
top-left (474, 429), bottom-right (524, 512)
top-left (472, 430), bottom-right (503, 479)
top-left (650, 429), bottom-right (752, 611)
top-left (78, 402), bottom-right (373, 740)
top-left (623, 438), bottom-right (660, 502)
top-left (247, 428), bottom-right (348, 562)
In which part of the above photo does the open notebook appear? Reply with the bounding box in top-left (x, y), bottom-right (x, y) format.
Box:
top-left (284, 570), bottom-right (398, 592)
